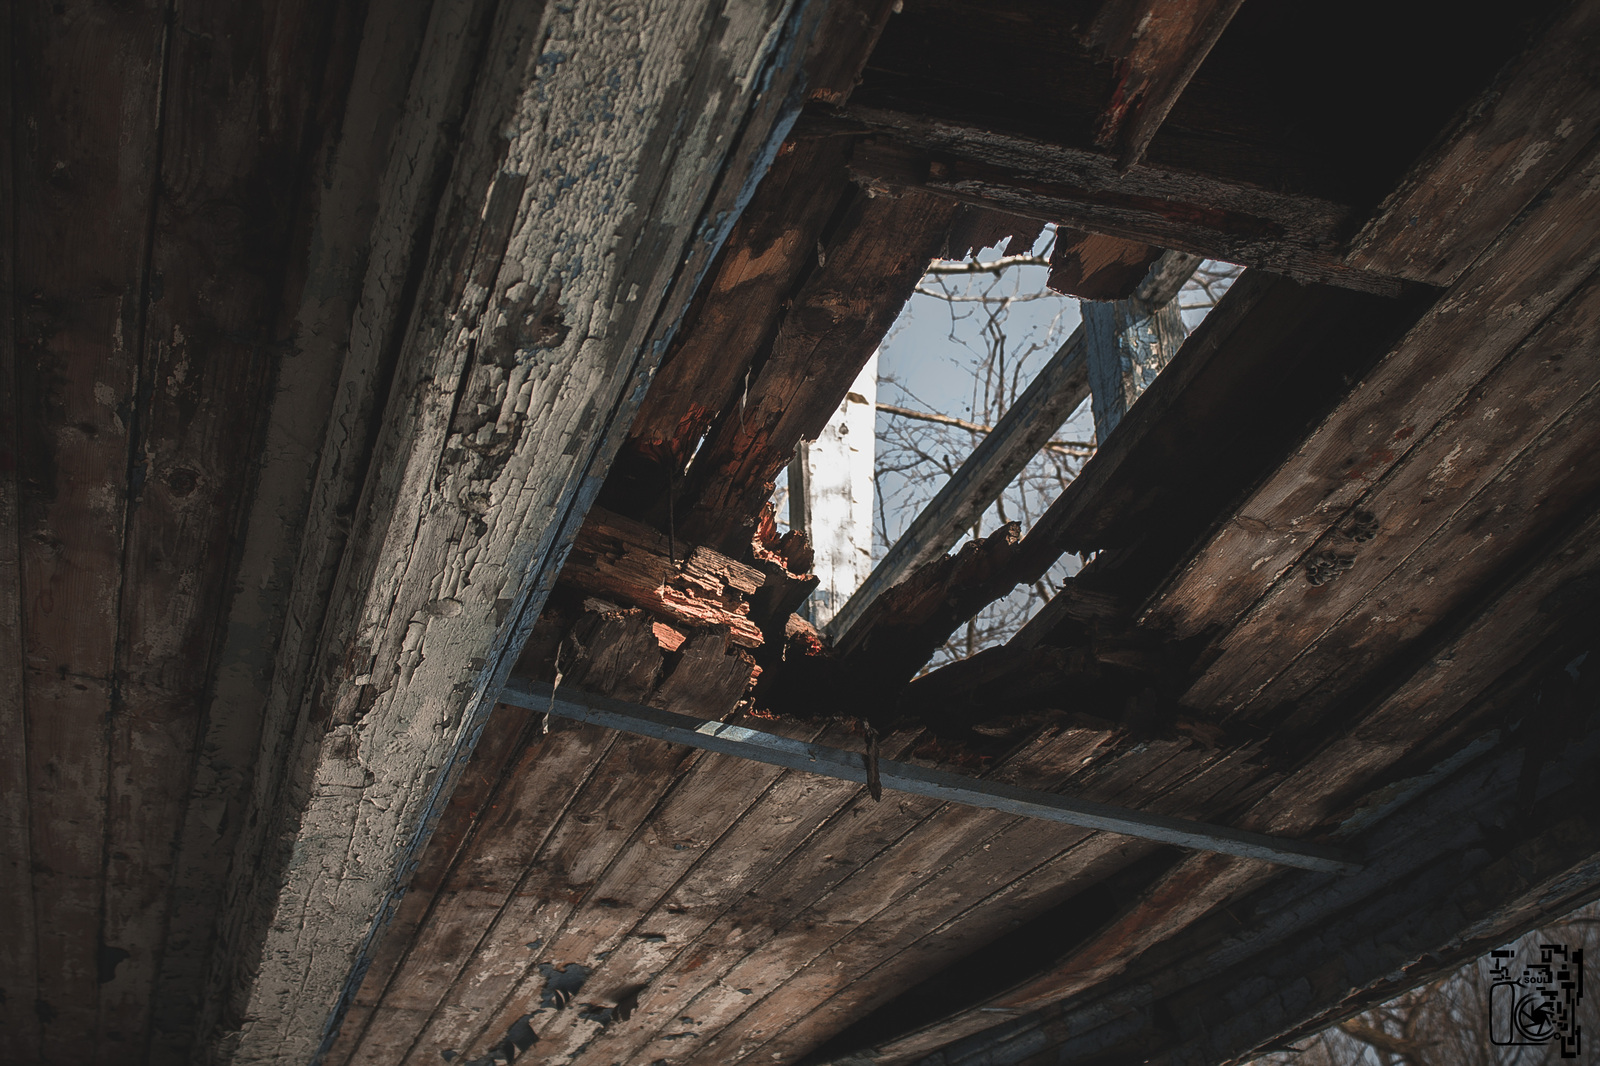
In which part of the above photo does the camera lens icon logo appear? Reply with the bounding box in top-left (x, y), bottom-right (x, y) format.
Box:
top-left (1514, 994), bottom-right (1558, 1041)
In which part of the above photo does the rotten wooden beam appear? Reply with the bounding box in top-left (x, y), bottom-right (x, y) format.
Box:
top-left (500, 677), bottom-right (1362, 874)
top-left (675, 186), bottom-right (958, 556)
top-left (1045, 228), bottom-right (1163, 299)
top-left (1085, 0), bottom-right (1248, 169)
top-left (840, 129), bottom-right (1402, 295)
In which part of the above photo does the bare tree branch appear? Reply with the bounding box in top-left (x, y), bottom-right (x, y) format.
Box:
top-left (924, 254), bottom-right (1051, 276)
top-left (876, 402), bottom-right (1096, 456)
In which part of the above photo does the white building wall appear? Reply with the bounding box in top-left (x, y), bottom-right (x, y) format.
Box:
top-left (793, 352), bottom-right (877, 628)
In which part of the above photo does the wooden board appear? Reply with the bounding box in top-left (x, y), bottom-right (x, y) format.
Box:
top-left (1085, 0), bottom-right (1247, 169)
top-left (320, 701), bottom-right (538, 1066)
top-left (1149, 137), bottom-right (1600, 645)
top-left (94, 1), bottom-right (352, 1057)
top-left (678, 187), bottom-right (957, 555)
top-left (10, 1), bottom-right (166, 1057)
top-left (197, 0), bottom-right (841, 1060)
top-left (0, 1), bottom-right (35, 1054)
top-left (143, 0), bottom-right (445, 1057)
top-left (613, 136), bottom-right (856, 490)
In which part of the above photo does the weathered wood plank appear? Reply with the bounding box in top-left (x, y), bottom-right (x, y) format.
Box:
top-left (1348, 0), bottom-right (1600, 284)
top-left (611, 734), bottom-right (1196, 1064)
top-left (1085, 0), bottom-right (1247, 169)
top-left (199, 0), bottom-right (836, 1059)
top-left (11, 0), bottom-right (167, 1056)
top-left (827, 252), bottom-right (1199, 641)
top-left (560, 506), bottom-right (770, 647)
top-left (335, 611), bottom-right (659, 1064)
top-left (95, 0), bottom-right (353, 1058)
top-left (523, 723), bottom-right (883, 1064)
top-left (145, 0), bottom-right (450, 1058)
top-left (695, 744), bottom-right (1258, 1064)
top-left (369, 613), bottom-right (754, 1064)
top-left (1008, 272), bottom-right (1427, 650)
top-left (841, 126), bottom-right (1399, 294)
top-left (614, 136), bottom-right (855, 487)
top-left (428, 632), bottom-right (782, 1062)
top-left (1184, 272), bottom-right (1600, 718)
top-left (839, 750), bottom-right (1279, 1064)
top-left (1044, 229), bottom-right (1162, 299)
top-left (320, 701), bottom-right (537, 1066)
top-left (902, 709), bottom-right (1600, 1066)
top-left (1148, 137), bottom-right (1600, 647)
top-left (350, 720), bottom-right (616, 1065)
top-left (0, 1), bottom-right (37, 1053)
top-left (678, 188), bottom-right (957, 556)
top-left (1238, 493), bottom-right (1600, 842)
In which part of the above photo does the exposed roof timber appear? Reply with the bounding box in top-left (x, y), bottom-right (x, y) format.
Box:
top-left (149, 0), bottom-right (445, 1052)
top-left (1042, 229), bottom-right (1163, 298)
top-left (836, 125), bottom-right (1404, 294)
top-left (1085, 0), bottom-right (1247, 169)
top-left (826, 251), bottom-right (1200, 641)
top-left (1348, 0), bottom-right (1600, 285)
top-left (7, 2), bottom-right (167, 1057)
top-left (674, 187), bottom-right (959, 555)
top-left (501, 677), bottom-right (1360, 874)
top-left (193, 0), bottom-right (838, 1060)
top-left (825, 636), bottom-right (1600, 1064)
top-left (1082, 279), bottom-right (1187, 442)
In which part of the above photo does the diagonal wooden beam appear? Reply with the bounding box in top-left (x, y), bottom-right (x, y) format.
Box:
top-left (1086, 0), bottom-right (1248, 170)
top-left (499, 677), bottom-right (1362, 874)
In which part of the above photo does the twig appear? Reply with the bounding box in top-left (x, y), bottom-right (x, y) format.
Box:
top-left (876, 402), bottom-right (1096, 457)
top-left (924, 254), bottom-right (1050, 276)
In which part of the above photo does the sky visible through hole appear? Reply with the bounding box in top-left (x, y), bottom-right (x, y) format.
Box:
top-left (776, 225), bottom-right (1239, 665)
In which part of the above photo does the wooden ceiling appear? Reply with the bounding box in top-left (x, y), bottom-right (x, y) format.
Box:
top-left (4, 0), bottom-right (1600, 1065)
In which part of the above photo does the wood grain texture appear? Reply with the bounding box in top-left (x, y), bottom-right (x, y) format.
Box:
top-left (1086, 0), bottom-right (1246, 169)
top-left (1149, 137), bottom-right (1600, 647)
top-left (617, 136), bottom-right (855, 482)
top-left (145, 0), bottom-right (448, 1058)
top-left (198, 0), bottom-right (833, 1060)
top-left (95, 0), bottom-right (351, 1058)
top-left (899, 703), bottom-right (1600, 1066)
top-left (1348, 0), bottom-right (1600, 284)
top-left (840, 122), bottom-right (1397, 294)
top-left (678, 188), bottom-right (957, 556)
top-left (1183, 271), bottom-right (1600, 718)
top-left (1045, 229), bottom-right (1162, 299)
top-left (0, 1), bottom-right (36, 1054)
top-left (703, 744), bottom-right (1271, 1064)
top-left (560, 507), bottom-right (770, 647)
top-left (320, 702), bottom-right (538, 1066)
top-left (10, 0), bottom-right (167, 1057)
